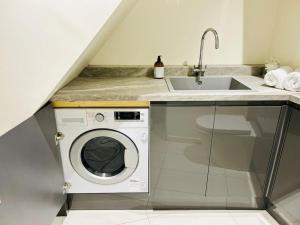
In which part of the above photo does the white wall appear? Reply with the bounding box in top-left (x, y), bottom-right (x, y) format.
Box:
top-left (0, 0), bottom-right (135, 136)
top-left (270, 0), bottom-right (300, 68)
top-left (90, 0), bottom-right (279, 66)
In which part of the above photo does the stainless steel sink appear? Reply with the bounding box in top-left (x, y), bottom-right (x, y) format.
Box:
top-left (165, 76), bottom-right (252, 92)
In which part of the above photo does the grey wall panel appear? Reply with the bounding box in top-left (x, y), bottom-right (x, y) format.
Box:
top-left (268, 107), bottom-right (300, 225)
top-left (0, 105), bottom-right (65, 225)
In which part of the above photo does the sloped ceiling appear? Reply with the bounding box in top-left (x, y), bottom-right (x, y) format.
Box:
top-left (0, 0), bottom-right (137, 136)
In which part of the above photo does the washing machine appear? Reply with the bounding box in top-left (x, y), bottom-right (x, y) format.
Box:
top-left (55, 108), bottom-right (149, 193)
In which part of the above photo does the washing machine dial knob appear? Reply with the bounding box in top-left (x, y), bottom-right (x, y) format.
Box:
top-left (95, 113), bottom-right (105, 122)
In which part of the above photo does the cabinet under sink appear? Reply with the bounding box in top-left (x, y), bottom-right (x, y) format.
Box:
top-left (150, 102), bottom-right (281, 209)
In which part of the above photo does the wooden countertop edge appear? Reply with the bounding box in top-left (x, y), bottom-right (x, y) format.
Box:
top-left (52, 100), bottom-right (150, 108)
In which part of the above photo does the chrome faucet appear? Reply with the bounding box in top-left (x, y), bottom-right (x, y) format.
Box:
top-left (193, 28), bottom-right (219, 83)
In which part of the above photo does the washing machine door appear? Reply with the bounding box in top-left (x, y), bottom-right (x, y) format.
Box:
top-left (70, 129), bottom-right (139, 184)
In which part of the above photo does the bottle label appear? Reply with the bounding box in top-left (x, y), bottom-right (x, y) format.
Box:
top-left (154, 67), bottom-right (164, 78)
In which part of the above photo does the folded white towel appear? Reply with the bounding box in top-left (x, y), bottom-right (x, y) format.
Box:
top-left (265, 63), bottom-right (280, 72)
top-left (264, 67), bottom-right (292, 89)
top-left (280, 66), bottom-right (293, 73)
top-left (283, 72), bottom-right (300, 92)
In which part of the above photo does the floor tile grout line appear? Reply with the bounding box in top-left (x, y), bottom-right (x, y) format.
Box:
top-left (118, 217), bottom-right (151, 225)
top-left (228, 211), bottom-right (243, 225)
top-left (146, 211), bottom-right (152, 225)
top-left (258, 213), bottom-right (280, 225)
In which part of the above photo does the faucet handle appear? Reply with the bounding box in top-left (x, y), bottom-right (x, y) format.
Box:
top-left (197, 65), bottom-right (207, 77)
top-left (192, 65), bottom-right (200, 76)
top-left (193, 65), bottom-right (200, 71)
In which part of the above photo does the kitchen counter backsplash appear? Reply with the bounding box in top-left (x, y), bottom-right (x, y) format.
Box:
top-left (80, 65), bottom-right (265, 78)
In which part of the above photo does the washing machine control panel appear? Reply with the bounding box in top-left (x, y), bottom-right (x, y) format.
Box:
top-left (114, 111), bottom-right (140, 121)
top-left (55, 108), bottom-right (148, 128)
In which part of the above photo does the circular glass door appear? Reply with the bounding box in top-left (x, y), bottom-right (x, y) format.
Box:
top-left (70, 129), bottom-right (139, 184)
top-left (81, 136), bottom-right (126, 177)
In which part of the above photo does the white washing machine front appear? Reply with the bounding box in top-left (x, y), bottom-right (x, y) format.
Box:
top-left (55, 108), bottom-right (149, 193)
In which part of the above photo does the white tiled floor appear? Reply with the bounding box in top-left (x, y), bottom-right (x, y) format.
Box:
top-left (51, 210), bottom-right (279, 225)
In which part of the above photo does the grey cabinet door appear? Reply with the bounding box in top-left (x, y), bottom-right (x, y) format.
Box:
top-left (268, 107), bottom-right (300, 225)
top-left (207, 106), bottom-right (281, 209)
top-left (0, 105), bottom-right (65, 225)
top-left (150, 103), bottom-right (215, 208)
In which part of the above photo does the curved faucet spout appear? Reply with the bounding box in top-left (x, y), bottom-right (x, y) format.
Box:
top-left (193, 28), bottom-right (219, 82)
top-left (201, 28), bottom-right (219, 49)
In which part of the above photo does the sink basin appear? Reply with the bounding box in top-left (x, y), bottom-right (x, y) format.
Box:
top-left (165, 76), bottom-right (252, 92)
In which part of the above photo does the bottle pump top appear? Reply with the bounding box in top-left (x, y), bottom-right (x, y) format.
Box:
top-left (154, 55), bottom-right (164, 67)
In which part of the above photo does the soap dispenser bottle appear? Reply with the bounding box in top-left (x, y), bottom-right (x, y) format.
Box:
top-left (154, 55), bottom-right (164, 79)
